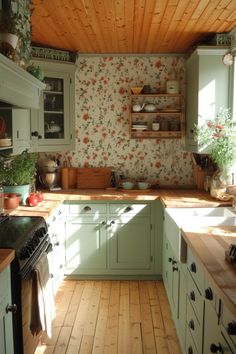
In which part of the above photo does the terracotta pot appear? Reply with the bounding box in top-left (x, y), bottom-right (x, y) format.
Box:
top-left (4, 193), bottom-right (21, 209)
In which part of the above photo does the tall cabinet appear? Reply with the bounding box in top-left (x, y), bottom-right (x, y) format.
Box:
top-left (185, 46), bottom-right (230, 152)
top-left (31, 59), bottom-right (76, 152)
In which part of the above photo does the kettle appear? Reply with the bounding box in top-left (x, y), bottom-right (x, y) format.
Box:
top-left (45, 121), bottom-right (61, 133)
top-left (132, 103), bottom-right (145, 112)
top-left (144, 103), bottom-right (156, 112)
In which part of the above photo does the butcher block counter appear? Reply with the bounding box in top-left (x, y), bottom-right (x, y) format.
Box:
top-left (182, 225), bottom-right (236, 317)
top-left (0, 249), bottom-right (15, 273)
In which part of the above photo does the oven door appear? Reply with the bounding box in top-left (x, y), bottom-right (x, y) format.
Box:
top-left (12, 240), bottom-right (53, 354)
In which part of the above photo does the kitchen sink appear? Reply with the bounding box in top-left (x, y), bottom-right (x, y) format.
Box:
top-left (166, 207), bottom-right (235, 219)
top-left (164, 207), bottom-right (236, 262)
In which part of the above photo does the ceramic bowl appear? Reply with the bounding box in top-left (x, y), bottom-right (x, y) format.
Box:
top-left (121, 181), bottom-right (134, 190)
top-left (137, 182), bottom-right (150, 190)
top-left (131, 87), bottom-right (143, 95)
top-left (4, 193), bottom-right (21, 209)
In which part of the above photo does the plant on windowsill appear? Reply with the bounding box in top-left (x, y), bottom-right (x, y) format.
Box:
top-left (0, 150), bottom-right (38, 205)
top-left (194, 107), bottom-right (236, 199)
top-left (0, 0), bottom-right (32, 66)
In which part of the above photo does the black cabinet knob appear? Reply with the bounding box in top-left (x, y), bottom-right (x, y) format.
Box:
top-left (6, 304), bottom-right (17, 314)
top-left (188, 319), bottom-right (195, 330)
top-left (190, 262), bottom-right (197, 273)
top-left (188, 347), bottom-right (193, 354)
top-left (124, 206), bottom-right (133, 213)
top-left (205, 287), bottom-right (213, 300)
top-left (84, 206), bottom-right (92, 211)
top-left (172, 265), bottom-right (178, 272)
top-left (168, 257), bottom-right (173, 263)
top-left (227, 321), bottom-right (236, 335)
top-left (190, 291), bottom-right (195, 301)
top-left (210, 343), bottom-right (222, 353)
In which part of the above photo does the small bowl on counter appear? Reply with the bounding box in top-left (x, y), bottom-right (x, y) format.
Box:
top-left (137, 182), bottom-right (150, 190)
top-left (121, 181), bottom-right (135, 190)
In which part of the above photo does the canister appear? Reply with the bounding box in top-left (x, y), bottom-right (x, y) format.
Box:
top-left (166, 80), bottom-right (179, 94)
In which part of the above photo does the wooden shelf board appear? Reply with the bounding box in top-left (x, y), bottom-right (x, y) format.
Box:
top-left (130, 131), bottom-right (183, 139)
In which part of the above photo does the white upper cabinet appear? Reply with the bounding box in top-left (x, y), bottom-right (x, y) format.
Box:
top-left (31, 60), bottom-right (76, 152)
top-left (185, 47), bottom-right (230, 152)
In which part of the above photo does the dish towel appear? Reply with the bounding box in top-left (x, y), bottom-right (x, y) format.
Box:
top-left (30, 252), bottom-right (55, 338)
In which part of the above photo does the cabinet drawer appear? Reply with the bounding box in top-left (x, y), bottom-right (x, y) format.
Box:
top-left (187, 248), bottom-right (204, 294)
top-left (187, 271), bottom-right (204, 325)
top-left (186, 298), bottom-right (203, 354)
top-left (109, 203), bottom-right (150, 216)
top-left (186, 327), bottom-right (199, 354)
top-left (221, 302), bottom-right (236, 349)
top-left (67, 203), bottom-right (107, 215)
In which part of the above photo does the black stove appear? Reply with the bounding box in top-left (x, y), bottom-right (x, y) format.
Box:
top-left (0, 215), bottom-right (49, 278)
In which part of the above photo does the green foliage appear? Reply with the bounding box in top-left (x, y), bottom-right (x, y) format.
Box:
top-left (194, 108), bottom-right (236, 170)
top-left (0, 150), bottom-right (37, 186)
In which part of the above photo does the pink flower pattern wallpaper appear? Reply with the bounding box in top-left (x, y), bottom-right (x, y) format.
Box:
top-left (57, 56), bottom-right (193, 185)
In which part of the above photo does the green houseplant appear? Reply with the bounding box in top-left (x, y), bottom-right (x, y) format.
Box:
top-left (194, 107), bottom-right (236, 198)
top-left (0, 150), bottom-right (37, 204)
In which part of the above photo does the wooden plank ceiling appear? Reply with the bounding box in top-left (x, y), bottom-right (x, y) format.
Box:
top-left (31, 0), bottom-right (236, 54)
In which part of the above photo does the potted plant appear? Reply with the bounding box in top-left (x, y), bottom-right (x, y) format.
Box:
top-left (0, 0), bottom-right (32, 65)
top-left (0, 150), bottom-right (38, 205)
top-left (194, 107), bottom-right (236, 199)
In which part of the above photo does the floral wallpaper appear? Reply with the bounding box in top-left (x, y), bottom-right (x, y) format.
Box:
top-left (51, 55), bottom-right (194, 186)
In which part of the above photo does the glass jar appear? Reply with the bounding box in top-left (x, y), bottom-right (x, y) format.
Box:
top-left (210, 168), bottom-right (232, 200)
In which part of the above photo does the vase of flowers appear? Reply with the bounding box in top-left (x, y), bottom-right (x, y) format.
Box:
top-left (194, 108), bottom-right (236, 199)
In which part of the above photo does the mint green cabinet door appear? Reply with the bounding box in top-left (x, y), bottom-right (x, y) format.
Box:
top-left (0, 267), bottom-right (14, 354)
top-left (65, 216), bottom-right (107, 274)
top-left (109, 216), bottom-right (151, 270)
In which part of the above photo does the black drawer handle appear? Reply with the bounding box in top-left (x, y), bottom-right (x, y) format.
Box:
top-left (190, 262), bottom-right (196, 273)
top-left (188, 319), bottom-right (195, 330)
top-left (124, 206), bottom-right (133, 213)
top-left (210, 343), bottom-right (222, 353)
top-left (188, 347), bottom-right (193, 354)
top-left (6, 304), bottom-right (17, 314)
top-left (205, 287), bottom-right (213, 300)
top-left (227, 321), bottom-right (236, 335)
top-left (190, 291), bottom-right (195, 301)
top-left (84, 206), bottom-right (92, 212)
top-left (172, 265), bottom-right (178, 272)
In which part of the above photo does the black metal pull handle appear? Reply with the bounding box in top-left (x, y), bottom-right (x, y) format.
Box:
top-left (84, 206), bottom-right (92, 212)
top-left (124, 206), bottom-right (133, 213)
top-left (190, 262), bottom-right (196, 273)
top-left (188, 319), bottom-right (195, 330)
top-left (188, 347), bottom-right (193, 354)
top-left (205, 287), bottom-right (213, 300)
top-left (54, 241), bottom-right (60, 246)
top-left (6, 304), bottom-right (17, 314)
top-left (101, 221), bottom-right (106, 226)
top-left (210, 343), bottom-right (223, 353)
top-left (227, 321), bottom-right (236, 335)
top-left (31, 131), bottom-right (39, 137)
top-left (168, 257), bottom-right (173, 263)
top-left (172, 265), bottom-right (178, 272)
top-left (190, 291), bottom-right (195, 301)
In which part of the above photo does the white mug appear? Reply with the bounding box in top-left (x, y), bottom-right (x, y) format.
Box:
top-left (152, 123), bottom-right (160, 131)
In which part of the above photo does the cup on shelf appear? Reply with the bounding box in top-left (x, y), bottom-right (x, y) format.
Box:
top-left (152, 122), bottom-right (160, 131)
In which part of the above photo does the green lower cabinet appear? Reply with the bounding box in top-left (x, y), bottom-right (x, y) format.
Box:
top-left (0, 266), bottom-right (14, 354)
top-left (204, 300), bottom-right (234, 354)
top-left (108, 215), bottom-right (152, 272)
top-left (65, 216), bottom-right (107, 275)
top-left (162, 232), bottom-right (187, 351)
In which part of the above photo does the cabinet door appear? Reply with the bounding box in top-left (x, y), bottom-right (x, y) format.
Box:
top-left (31, 60), bottom-right (75, 152)
top-left (204, 300), bottom-right (233, 354)
top-left (108, 215), bottom-right (152, 270)
top-left (12, 108), bottom-right (32, 153)
top-left (0, 267), bottom-right (14, 354)
top-left (65, 216), bottom-right (107, 274)
top-left (186, 48), bottom-right (229, 152)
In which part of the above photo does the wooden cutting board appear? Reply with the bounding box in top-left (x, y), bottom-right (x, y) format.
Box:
top-left (77, 167), bottom-right (112, 189)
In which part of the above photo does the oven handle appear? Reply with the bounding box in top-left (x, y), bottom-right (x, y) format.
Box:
top-left (20, 241), bottom-right (53, 280)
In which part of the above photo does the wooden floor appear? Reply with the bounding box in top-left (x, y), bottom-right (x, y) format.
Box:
top-left (34, 280), bottom-right (182, 354)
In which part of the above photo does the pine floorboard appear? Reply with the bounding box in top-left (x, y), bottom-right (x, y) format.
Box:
top-left (34, 280), bottom-right (182, 354)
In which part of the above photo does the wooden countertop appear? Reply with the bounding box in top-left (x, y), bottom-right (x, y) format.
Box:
top-left (0, 188), bottom-right (234, 312)
top-left (182, 226), bottom-right (236, 317)
top-left (0, 249), bottom-right (15, 273)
